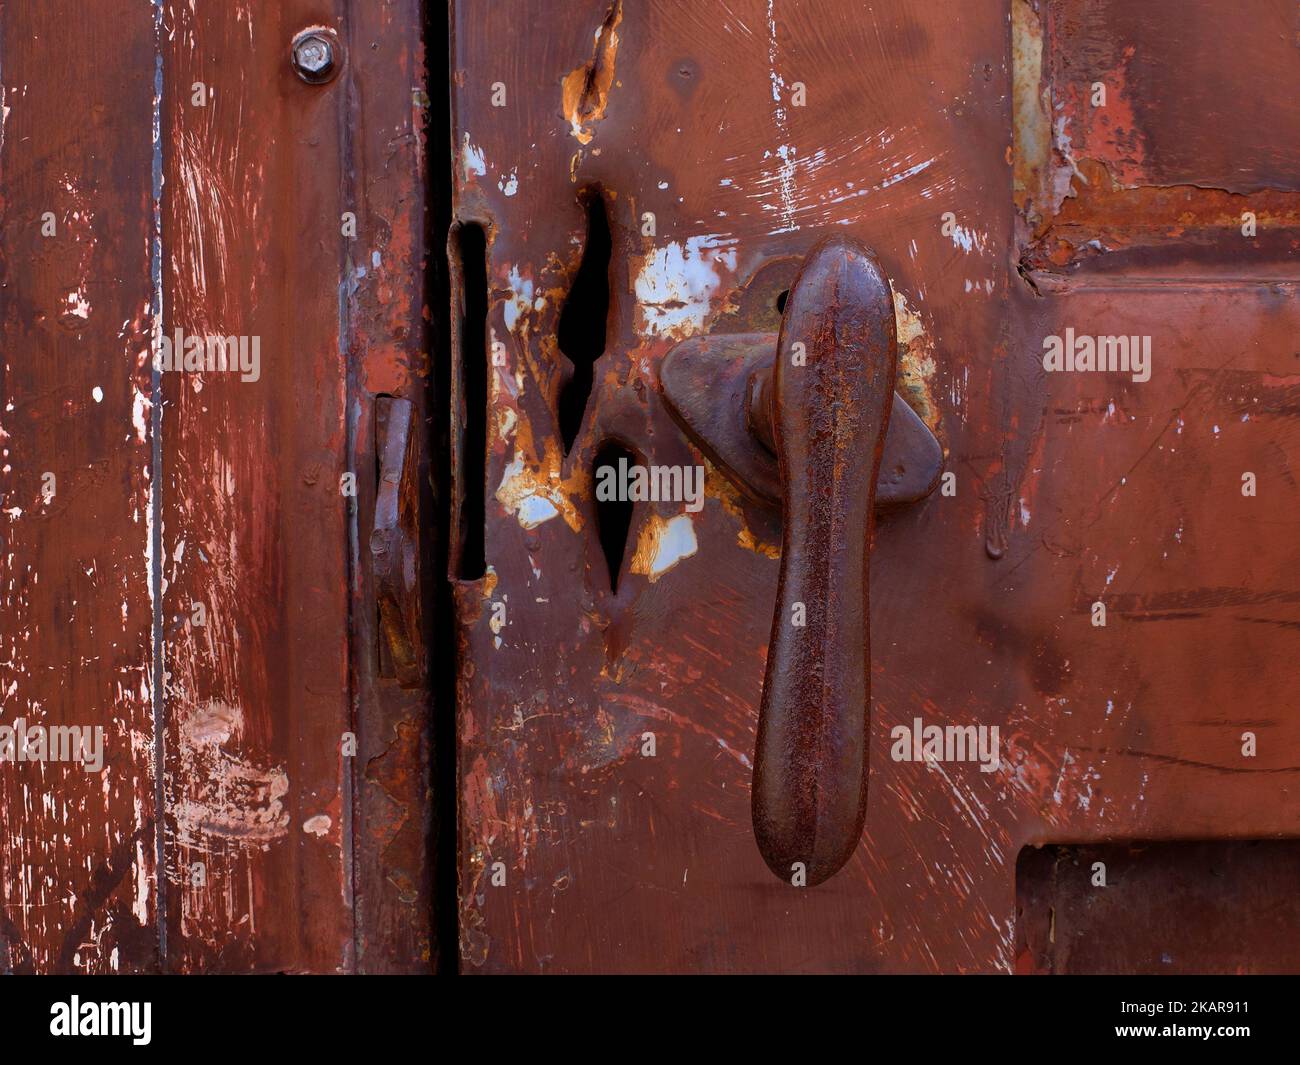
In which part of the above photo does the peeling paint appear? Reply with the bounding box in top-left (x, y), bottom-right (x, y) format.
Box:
top-left (494, 447), bottom-right (583, 533)
top-left (303, 815), bottom-right (331, 837)
top-left (171, 700), bottom-right (290, 846)
top-left (630, 513), bottom-right (698, 581)
top-left (561, 1), bottom-right (622, 145)
top-left (461, 132), bottom-right (486, 181)
top-left (892, 290), bottom-right (940, 438)
top-left (634, 235), bottom-right (738, 339)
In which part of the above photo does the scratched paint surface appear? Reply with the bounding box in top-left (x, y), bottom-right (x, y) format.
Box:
top-left (1, 1), bottom-right (432, 972)
top-left (2, 0), bottom-right (1296, 976)
top-left (158, 0), bottom-right (357, 975)
top-left (0, 1), bottom-right (160, 974)
top-left (452, 0), bottom-right (1300, 972)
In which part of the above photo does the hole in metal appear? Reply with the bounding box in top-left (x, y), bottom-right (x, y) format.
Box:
top-left (557, 188), bottom-right (611, 453)
top-left (593, 442), bottom-right (635, 593)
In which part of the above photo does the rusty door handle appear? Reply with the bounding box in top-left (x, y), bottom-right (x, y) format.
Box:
top-left (752, 237), bottom-right (896, 885)
top-left (372, 395), bottom-right (424, 688)
top-left (661, 235), bottom-right (941, 885)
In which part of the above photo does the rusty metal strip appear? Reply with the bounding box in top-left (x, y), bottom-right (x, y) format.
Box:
top-left (343, 0), bottom-right (437, 971)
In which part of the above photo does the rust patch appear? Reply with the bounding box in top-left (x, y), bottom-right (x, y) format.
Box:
top-left (1014, 0), bottom-right (1300, 277)
top-left (1023, 160), bottom-right (1300, 273)
top-left (562, 1), bottom-right (623, 146)
top-left (893, 290), bottom-right (941, 441)
top-left (707, 466), bottom-right (781, 558)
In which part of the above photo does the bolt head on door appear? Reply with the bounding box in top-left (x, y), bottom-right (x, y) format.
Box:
top-left (291, 29), bottom-right (338, 84)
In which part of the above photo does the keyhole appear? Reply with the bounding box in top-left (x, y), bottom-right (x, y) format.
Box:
top-left (557, 187), bottom-right (612, 452)
top-left (593, 442), bottom-right (635, 593)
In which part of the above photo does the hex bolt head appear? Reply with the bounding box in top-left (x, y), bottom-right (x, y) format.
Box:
top-left (292, 30), bottom-right (337, 84)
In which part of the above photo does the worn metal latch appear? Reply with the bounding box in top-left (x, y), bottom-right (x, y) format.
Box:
top-left (661, 236), bottom-right (942, 885)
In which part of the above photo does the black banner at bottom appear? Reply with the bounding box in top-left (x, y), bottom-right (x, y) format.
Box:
top-left (0, 973), bottom-right (1291, 1053)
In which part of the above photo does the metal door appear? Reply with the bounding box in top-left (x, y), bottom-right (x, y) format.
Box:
top-left (448, 0), bottom-right (1300, 973)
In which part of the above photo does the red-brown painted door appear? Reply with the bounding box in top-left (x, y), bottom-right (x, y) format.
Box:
top-left (1, 0), bottom-right (432, 974)
top-left (3, 0), bottom-right (1297, 979)
top-left (449, 0), bottom-right (1300, 973)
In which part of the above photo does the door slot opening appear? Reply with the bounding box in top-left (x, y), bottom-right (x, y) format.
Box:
top-left (452, 222), bottom-right (488, 580)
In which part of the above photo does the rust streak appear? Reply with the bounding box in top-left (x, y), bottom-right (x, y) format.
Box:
top-left (562, 1), bottom-right (623, 146)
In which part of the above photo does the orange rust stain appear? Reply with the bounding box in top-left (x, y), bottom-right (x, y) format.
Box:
top-left (1011, 0), bottom-right (1050, 220)
top-left (363, 341), bottom-right (415, 395)
top-left (706, 467), bottom-right (780, 558)
top-left (892, 290), bottom-right (942, 442)
top-left (1027, 159), bottom-right (1300, 269)
top-left (1061, 46), bottom-right (1146, 188)
top-left (493, 413), bottom-right (585, 533)
top-left (1015, 3), bottom-right (1300, 273)
top-left (561, 1), bottom-right (622, 146)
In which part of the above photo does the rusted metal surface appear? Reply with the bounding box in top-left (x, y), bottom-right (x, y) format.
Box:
top-left (661, 336), bottom-right (942, 506)
top-left (749, 236), bottom-right (898, 886)
top-left (372, 397), bottom-right (424, 689)
top-left (3, 0), bottom-right (1298, 977)
top-left (450, 0), bottom-right (1003, 972)
top-left (1, 0), bottom-right (432, 973)
top-left (1014, 0), bottom-right (1300, 278)
top-left (158, 0), bottom-right (354, 974)
top-left (1016, 841), bottom-right (1300, 974)
top-left (451, 0), bottom-right (1300, 972)
top-left (343, 0), bottom-right (438, 974)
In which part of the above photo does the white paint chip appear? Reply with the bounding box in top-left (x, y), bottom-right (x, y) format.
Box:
top-left (635, 235), bottom-right (737, 339)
